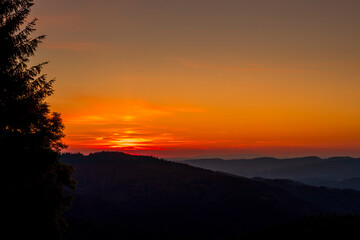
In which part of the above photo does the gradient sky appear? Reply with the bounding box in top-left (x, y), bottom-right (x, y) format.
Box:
top-left (30, 0), bottom-right (360, 158)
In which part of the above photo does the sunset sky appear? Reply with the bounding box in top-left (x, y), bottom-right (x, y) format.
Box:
top-left (31, 0), bottom-right (360, 158)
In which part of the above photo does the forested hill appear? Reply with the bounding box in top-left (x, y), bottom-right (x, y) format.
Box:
top-left (62, 152), bottom-right (360, 240)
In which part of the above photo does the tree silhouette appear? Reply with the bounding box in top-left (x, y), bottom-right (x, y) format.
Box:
top-left (0, 1), bottom-right (75, 239)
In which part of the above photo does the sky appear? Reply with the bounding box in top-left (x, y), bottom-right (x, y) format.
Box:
top-left (30, 0), bottom-right (360, 158)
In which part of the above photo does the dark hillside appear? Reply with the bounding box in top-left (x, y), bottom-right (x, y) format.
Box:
top-left (62, 152), bottom-right (360, 240)
top-left (243, 215), bottom-right (360, 240)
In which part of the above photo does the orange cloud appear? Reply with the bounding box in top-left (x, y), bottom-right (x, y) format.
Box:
top-left (53, 93), bottom-right (360, 158)
top-left (173, 58), bottom-right (336, 74)
top-left (41, 41), bottom-right (104, 52)
top-left (54, 96), bottom-right (209, 153)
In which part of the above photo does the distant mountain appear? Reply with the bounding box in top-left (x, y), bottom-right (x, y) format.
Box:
top-left (183, 156), bottom-right (325, 177)
top-left (303, 177), bottom-right (360, 191)
top-left (184, 157), bottom-right (360, 190)
top-left (62, 152), bottom-right (360, 240)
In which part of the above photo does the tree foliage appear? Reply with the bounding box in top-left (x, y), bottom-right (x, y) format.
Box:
top-left (0, 1), bottom-right (75, 238)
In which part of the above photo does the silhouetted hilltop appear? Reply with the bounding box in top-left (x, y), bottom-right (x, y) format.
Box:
top-left (184, 156), bottom-right (360, 190)
top-left (62, 152), bottom-right (360, 240)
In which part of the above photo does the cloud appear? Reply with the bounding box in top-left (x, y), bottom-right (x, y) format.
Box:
top-left (41, 41), bottom-right (104, 52)
top-left (35, 14), bottom-right (83, 27)
top-left (56, 95), bottom-right (207, 151)
top-left (172, 58), bottom-right (338, 74)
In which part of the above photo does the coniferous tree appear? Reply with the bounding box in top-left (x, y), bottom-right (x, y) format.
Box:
top-left (0, 1), bottom-right (75, 238)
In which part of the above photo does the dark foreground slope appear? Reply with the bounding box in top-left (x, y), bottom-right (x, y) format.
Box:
top-left (62, 152), bottom-right (360, 240)
top-left (245, 215), bottom-right (360, 240)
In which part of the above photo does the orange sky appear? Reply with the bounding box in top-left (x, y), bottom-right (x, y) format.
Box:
top-left (31, 0), bottom-right (360, 158)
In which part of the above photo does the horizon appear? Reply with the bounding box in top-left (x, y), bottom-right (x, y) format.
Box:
top-left (61, 149), bottom-right (359, 161)
top-left (32, 0), bottom-right (360, 158)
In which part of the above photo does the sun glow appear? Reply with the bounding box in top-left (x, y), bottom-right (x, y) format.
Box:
top-left (51, 93), bottom-right (360, 158)
top-left (38, 0), bottom-right (360, 158)
top-left (109, 138), bottom-right (151, 148)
